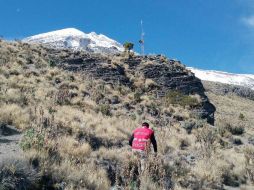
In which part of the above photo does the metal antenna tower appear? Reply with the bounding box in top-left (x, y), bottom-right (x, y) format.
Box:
top-left (139, 20), bottom-right (145, 55)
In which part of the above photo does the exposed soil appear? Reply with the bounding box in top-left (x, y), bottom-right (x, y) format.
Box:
top-left (0, 124), bottom-right (23, 162)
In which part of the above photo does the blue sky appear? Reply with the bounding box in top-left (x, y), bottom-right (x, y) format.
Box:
top-left (1, 0), bottom-right (254, 74)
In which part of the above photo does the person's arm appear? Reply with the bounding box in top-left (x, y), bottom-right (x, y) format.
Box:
top-left (129, 133), bottom-right (134, 146)
top-left (150, 133), bottom-right (157, 153)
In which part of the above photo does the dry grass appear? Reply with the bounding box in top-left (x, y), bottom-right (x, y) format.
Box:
top-left (0, 104), bottom-right (29, 129)
top-left (1, 40), bottom-right (254, 189)
top-left (57, 136), bottom-right (92, 159)
top-left (205, 89), bottom-right (254, 188)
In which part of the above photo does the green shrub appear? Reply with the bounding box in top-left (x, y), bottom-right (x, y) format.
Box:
top-left (48, 107), bottom-right (57, 114)
top-left (98, 104), bottom-right (111, 116)
top-left (181, 120), bottom-right (197, 134)
top-left (133, 91), bottom-right (142, 103)
top-left (20, 128), bottom-right (45, 151)
top-left (123, 42), bottom-right (134, 53)
top-left (239, 113), bottom-right (245, 121)
top-left (130, 113), bottom-right (137, 120)
top-left (165, 91), bottom-right (199, 108)
top-left (49, 60), bottom-right (56, 67)
top-left (116, 85), bottom-right (130, 96)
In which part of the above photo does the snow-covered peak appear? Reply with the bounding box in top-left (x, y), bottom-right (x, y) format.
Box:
top-left (23, 28), bottom-right (124, 54)
top-left (27, 28), bottom-right (86, 39)
top-left (86, 31), bottom-right (124, 52)
top-left (188, 67), bottom-right (254, 90)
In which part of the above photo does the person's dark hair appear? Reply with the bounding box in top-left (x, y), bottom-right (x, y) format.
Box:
top-left (142, 122), bottom-right (149, 127)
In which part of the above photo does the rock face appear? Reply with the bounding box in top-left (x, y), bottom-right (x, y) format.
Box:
top-left (135, 56), bottom-right (215, 124)
top-left (48, 49), bottom-right (216, 124)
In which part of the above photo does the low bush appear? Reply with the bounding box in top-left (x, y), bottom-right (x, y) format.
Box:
top-left (181, 120), bottom-right (200, 134)
top-left (133, 91), bottom-right (142, 103)
top-left (196, 126), bottom-right (218, 158)
top-left (49, 60), bottom-right (56, 67)
top-left (244, 146), bottom-right (254, 183)
top-left (57, 136), bottom-right (92, 160)
top-left (20, 128), bottom-right (45, 151)
top-left (225, 123), bottom-right (245, 135)
top-left (165, 91), bottom-right (199, 108)
top-left (116, 155), bottom-right (173, 190)
top-left (97, 104), bottom-right (111, 116)
top-left (0, 104), bottom-right (29, 129)
top-left (239, 113), bottom-right (245, 120)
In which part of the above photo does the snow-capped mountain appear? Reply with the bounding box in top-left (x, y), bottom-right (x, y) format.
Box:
top-left (188, 67), bottom-right (254, 90)
top-left (23, 28), bottom-right (124, 54)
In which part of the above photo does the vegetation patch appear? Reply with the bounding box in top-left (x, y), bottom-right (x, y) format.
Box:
top-left (165, 90), bottom-right (200, 108)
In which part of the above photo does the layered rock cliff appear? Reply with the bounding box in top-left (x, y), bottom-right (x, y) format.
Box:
top-left (46, 48), bottom-right (216, 124)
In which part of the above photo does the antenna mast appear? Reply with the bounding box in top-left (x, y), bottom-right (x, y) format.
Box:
top-left (139, 20), bottom-right (145, 56)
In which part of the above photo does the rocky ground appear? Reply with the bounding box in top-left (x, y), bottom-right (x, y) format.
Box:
top-left (0, 124), bottom-right (23, 162)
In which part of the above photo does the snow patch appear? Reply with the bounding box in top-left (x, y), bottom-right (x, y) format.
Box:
top-left (188, 67), bottom-right (254, 90)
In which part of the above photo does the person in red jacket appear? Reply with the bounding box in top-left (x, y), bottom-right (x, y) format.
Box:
top-left (129, 122), bottom-right (157, 154)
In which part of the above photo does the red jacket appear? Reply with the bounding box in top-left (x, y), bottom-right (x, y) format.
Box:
top-left (129, 127), bottom-right (157, 152)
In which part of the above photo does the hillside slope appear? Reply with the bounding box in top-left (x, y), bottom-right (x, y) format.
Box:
top-left (1, 39), bottom-right (254, 190)
top-left (203, 81), bottom-right (254, 101)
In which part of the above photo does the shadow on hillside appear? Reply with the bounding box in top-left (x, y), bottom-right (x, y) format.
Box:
top-left (0, 123), bottom-right (20, 136)
top-left (77, 131), bottom-right (123, 150)
top-left (0, 138), bottom-right (13, 143)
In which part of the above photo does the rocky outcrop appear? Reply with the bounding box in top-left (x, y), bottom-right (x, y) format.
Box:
top-left (134, 56), bottom-right (215, 124)
top-left (48, 50), bottom-right (131, 86)
top-left (138, 58), bottom-right (204, 94)
top-left (47, 50), bottom-right (216, 124)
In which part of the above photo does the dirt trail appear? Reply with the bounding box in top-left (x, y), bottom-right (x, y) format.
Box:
top-left (0, 125), bottom-right (23, 162)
